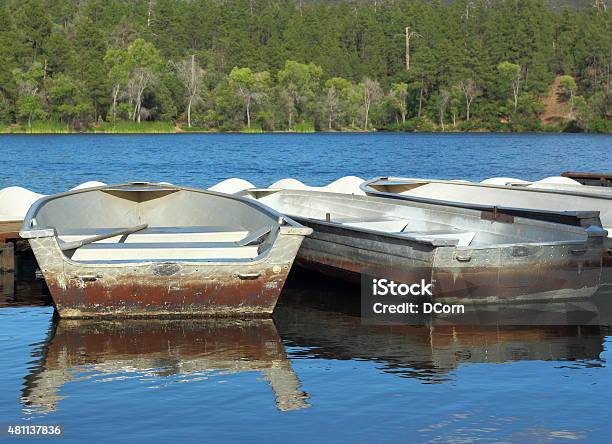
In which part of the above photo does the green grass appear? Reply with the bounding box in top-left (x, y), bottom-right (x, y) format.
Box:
top-left (6, 121), bottom-right (71, 133)
top-left (292, 121), bottom-right (315, 133)
top-left (91, 121), bottom-right (176, 133)
top-left (239, 125), bottom-right (264, 133)
top-left (1, 121), bottom-right (176, 134)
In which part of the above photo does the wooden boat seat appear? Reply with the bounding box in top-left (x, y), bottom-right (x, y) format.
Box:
top-left (71, 241), bottom-right (260, 261)
top-left (58, 226), bottom-right (249, 244)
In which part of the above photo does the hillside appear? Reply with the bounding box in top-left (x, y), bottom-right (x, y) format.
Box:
top-left (0, 0), bottom-right (609, 133)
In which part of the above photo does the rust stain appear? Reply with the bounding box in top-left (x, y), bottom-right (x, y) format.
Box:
top-left (30, 233), bottom-right (304, 318)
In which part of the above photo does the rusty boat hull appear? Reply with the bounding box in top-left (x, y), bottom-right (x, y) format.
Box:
top-left (245, 189), bottom-right (607, 304)
top-left (20, 183), bottom-right (311, 318)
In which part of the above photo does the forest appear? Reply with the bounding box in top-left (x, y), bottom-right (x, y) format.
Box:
top-left (0, 0), bottom-right (610, 133)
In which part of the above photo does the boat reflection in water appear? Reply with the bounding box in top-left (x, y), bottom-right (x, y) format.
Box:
top-left (20, 271), bottom-right (612, 413)
top-left (274, 274), bottom-right (612, 382)
top-left (22, 318), bottom-right (310, 414)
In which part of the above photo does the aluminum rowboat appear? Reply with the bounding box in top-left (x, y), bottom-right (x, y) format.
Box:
top-left (362, 176), bottom-right (612, 290)
top-left (20, 182), bottom-right (312, 318)
top-left (244, 188), bottom-right (607, 303)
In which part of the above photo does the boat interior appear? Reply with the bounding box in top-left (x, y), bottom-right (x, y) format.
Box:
top-left (246, 189), bottom-right (591, 248)
top-left (365, 178), bottom-right (612, 231)
top-left (26, 185), bottom-right (281, 262)
top-left (366, 178), bottom-right (612, 199)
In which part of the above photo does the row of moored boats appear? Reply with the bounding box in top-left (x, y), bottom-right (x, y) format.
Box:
top-left (10, 172), bottom-right (612, 318)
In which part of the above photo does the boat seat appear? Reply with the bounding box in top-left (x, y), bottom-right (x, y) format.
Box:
top-left (58, 226), bottom-right (249, 244)
top-left (338, 219), bottom-right (409, 232)
top-left (237, 227), bottom-right (272, 246)
top-left (70, 241), bottom-right (260, 261)
top-left (398, 230), bottom-right (476, 247)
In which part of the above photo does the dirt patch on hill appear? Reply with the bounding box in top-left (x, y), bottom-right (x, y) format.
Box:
top-left (541, 76), bottom-right (569, 126)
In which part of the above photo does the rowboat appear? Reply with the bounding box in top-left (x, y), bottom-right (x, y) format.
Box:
top-left (244, 188), bottom-right (607, 303)
top-left (361, 176), bottom-right (612, 289)
top-left (20, 182), bottom-right (311, 318)
top-left (361, 176), bottom-right (612, 231)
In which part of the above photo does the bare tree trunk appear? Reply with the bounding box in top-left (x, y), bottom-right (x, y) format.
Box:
top-left (136, 89), bottom-right (142, 123)
top-left (401, 110), bottom-right (406, 124)
top-left (405, 27), bottom-right (410, 71)
top-left (147, 0), bottom-right (153, 27)
top-left (404, 27), bottom-right (421, 71)
top-left (112, 84), bottom-right (120, 124)
top-left (189, 54), bottom-right (195, 127)
top-left (512, 76), bottom-right (520, 110)
top-left (466, 97), bottom-right (471, 121)
top-left (246, 96), bottom-right (251, 128)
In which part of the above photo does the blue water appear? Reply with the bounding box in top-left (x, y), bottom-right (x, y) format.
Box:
top-left (1, 133), bottom-right (612, 443)
top-left (0, 133), bottom-right (610, 192)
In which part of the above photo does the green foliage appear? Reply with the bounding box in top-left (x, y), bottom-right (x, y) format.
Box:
top-left (277, 60), bottom-right (323, 128)
top-left (0, 0), bottom-right (608, 133)
top-left (559, 75), bottom-right (577, 97)
top-left (16, 94), bottom-right (46, 128)
top-left (228, 67), bottom-right (270, 128)
top-left (0, 93), bottom-right (12, 124)
top-left (13, 121), bottom-right (68, 133)
top-left (47, 74), bottom-right (93, 126)
top-left (292, 121), bottom-right (315, 133)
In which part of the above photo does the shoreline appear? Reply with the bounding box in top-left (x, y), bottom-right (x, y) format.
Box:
top-left (0, 130), bottom-right (607, 135)
top-left (2, 121), bottom-right (609, 135)
top-left (1, 127), bottom-right (608, 136)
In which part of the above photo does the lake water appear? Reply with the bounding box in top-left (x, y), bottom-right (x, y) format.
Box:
top-left (0, 132), bottom-right (610, 192)
top-left (1, 133), bottom-right (612, 443)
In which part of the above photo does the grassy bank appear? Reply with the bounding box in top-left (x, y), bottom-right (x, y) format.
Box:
top-left (1, 122), bottom-right (72, 134)
top-left (1, 119), bottom-right (609, 134)
top-left (1, 121), bottom-right (177, 134)
top-left (90, 121), bottom-right (177, 133)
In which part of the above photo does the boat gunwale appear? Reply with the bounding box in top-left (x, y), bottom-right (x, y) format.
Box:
top-left (20, 182), bottom-right (312, 266)
top-left (293, 214), bottom-right (599, 253)
top-left (20, 181), bottom-right (309, 234)
top-left (362, 176), bottom-right (612, 201)
top-left (245, 188), bottom-right (603, 248)
top-left (360, 177), bottom-right (607, 229)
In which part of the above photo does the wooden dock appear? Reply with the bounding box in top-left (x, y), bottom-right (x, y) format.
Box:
top-left (562, 171), bottom-right (612, 187)
top-left (0, 220), bottom-right (22, 273)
